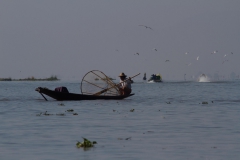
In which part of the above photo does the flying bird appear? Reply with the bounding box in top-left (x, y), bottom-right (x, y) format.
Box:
top-left (139, 25), bottom-right (153, 30)
top-left (153, 48), bottom-right (157, 51)
top-left (224, 54), bottom-right (228, 57)
top-left (185, 52), bottom-right (188, 55)
top-left (231, 52), bottom-right (233, 54)
top-left (197, 56), bottom-right (199, 60)
top-left (211, 50), bottom-right (218, 54)
top-left (222, 59), bottom-right (228, 64)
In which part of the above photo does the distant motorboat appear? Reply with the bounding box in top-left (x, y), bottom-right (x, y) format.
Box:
top-left (148, 73), bottom-right (162, 83)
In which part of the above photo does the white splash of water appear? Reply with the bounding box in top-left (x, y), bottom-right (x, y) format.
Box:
top-left (198, 74), bottom-right (210, 82)
top-left (147, 80), bottom-right (156, 83)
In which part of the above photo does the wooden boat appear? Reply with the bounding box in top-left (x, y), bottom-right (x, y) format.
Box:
top-left (35, 87), bottom-right (134, 101)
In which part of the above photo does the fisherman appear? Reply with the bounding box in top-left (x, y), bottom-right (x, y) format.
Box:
top-left (151, 74), bottom-right (156, 80)
top-left (118, 72), bottom-right (132, 95)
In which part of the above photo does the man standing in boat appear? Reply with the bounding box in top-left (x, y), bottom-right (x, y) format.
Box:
top-left (118, 72), bottom-right (132, 95)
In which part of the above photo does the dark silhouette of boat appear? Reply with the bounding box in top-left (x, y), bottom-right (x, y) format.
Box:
top-left (148, 73), bottom-right (162, 82)
top-left (35, 87), bottom-right (134, 101)
top-left (143, 73), bottom-right (147, 80)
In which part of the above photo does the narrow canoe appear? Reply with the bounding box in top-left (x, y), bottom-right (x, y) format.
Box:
top-left (35, 87), bottom-right (134, 101)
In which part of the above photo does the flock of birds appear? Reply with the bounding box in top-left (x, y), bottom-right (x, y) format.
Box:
top-left (115, 24), bottom-right (236, 81)
top-left (134, 49), bottom-right (233, 68)
top-left (132, 25), bottom-right (235, 66)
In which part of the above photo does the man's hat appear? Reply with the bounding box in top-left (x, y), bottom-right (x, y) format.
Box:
top-left (119, 72), bottom-right (127, 77)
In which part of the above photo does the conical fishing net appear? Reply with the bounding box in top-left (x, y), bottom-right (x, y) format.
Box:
top-left (81, 70), bottom-right (120, 96)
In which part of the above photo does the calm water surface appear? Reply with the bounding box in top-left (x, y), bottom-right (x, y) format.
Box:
top-left (0, 81), bottom-right (240, 160)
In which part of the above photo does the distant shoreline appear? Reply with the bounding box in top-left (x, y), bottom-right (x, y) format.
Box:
top-left (0, 76), bottom-right (60, 81)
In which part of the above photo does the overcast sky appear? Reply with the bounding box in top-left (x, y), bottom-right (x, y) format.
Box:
top-left (1, 0), bottom-right (240, 81)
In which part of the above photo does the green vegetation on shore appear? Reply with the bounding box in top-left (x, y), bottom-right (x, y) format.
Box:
top-left (0, 78), bottom-right (12, 81)
top-left (0, 76), bottom-right (60, 81)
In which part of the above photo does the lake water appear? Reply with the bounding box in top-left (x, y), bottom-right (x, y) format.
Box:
top-left (0, 81), bottom-right (240, 160)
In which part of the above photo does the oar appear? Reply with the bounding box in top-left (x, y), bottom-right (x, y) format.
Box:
top-left (93, 73), bottom-right (140, 96)
top-left (40, 93), bottom-right (48, 101)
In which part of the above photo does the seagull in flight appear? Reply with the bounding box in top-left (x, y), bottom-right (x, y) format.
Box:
top-left (185, 52), bottom-right (188, 55)
top-left (134, 53), bottom-right (139, 55)
top-left (165, 60), bottom-right (170, 62)
top-left (222, 59), bottom-right (228, 64)
top-left (196, 56), bottom-right (199, 60)
top-left (211, 50), bottom-right (218, 54)
top-left (139, 25), bottom-right (153, 30)
top-left (153, 48), bottom-right (157, 51)
top-left (224, 54), bottom-right (228, 57)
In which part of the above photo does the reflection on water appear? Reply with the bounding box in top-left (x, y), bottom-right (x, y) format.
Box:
top-left (0, 81), bottom-right (240, 159)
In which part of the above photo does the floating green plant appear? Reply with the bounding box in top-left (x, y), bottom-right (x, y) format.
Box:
top-left (118, 137), bottom-right (131, 140)
top-left (56, 113), bottom-right (65, 116)
top-left (130, 109), bottom-right (134, 112)
top-left (66, 109), bottom-right (74, 112)
top-left (43, 111), bottom-right (53, 116)
top-left (36, 112), bottom-right (42, 116)
top-left (76, 137), bottom-right (97, 148)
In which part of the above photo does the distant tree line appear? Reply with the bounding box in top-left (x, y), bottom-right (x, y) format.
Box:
top-left (0, 75), bottom-right (59, 81)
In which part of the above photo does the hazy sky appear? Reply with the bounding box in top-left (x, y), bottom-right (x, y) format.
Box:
top-left (1, 0), bottom-right (240, 81)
